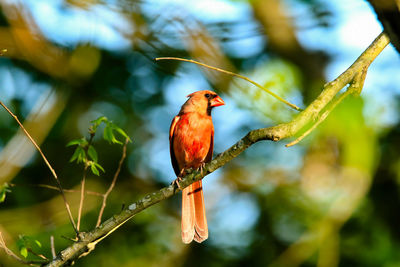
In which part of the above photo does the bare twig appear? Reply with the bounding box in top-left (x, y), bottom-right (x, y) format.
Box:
top-left (9, 183), bottom-right (103, 197)
top-left (50, 236), bottom-right (56, 260)
top-left (155, 57), bottom-right (302, 111)
top-left (27, 248), bottom-right (49, 260)
top-left (0, 232), bottom-right (48, 266)
top-left (77, 167), bottom-right (88, 232)
top-left (96, 138), bottom-right (129, 227)
top-left (0, 101), bottom-right (79, 236)
top-left (77, 132), bottom-right (95, 232)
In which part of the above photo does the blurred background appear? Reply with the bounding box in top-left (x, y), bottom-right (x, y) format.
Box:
top-left (1, 0), bottom-right (400, 266)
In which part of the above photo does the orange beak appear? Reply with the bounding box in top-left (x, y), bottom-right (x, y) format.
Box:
top-left (210, 95), bottom-right (225, 107)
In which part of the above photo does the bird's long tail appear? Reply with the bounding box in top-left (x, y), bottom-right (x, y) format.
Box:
top-left (181, 180), bottom-right (208, 243)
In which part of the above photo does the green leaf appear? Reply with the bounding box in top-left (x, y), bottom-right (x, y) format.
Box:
top-left (113, 126), bottom-right (132, 143)
top-left (76, 146), bottom-right (86, 163)
top-left (66, 138), bottom-right (87, 147)
top-left (70, 146), bottom-right (86, 163)
top-left (34, 240), bottom-right (41, 248)
top-left (111, 135), bottom-right (122, 145)
top-left (93, 162), bottom-right (105, 173)
top-left (20, 246), bottom-right (28, 258)
top-left (69, 148), bottom-right (80, 162)
top-left (89, 161), bottom-right (105, 176)
top-left (0, 183), bottom-right (10, 203)
top-left (90, 162), bottom-right (99, 176)
top-left (0, 191), bottom-right (5, 203)
top-left (105, 122), bottom-right (123, 144)
top-left (103, 124), bottom-right (114, 143)
top-left (87, 145), bottom-right (98, 162)
top-left (91, 116), bottom-right (108, 131)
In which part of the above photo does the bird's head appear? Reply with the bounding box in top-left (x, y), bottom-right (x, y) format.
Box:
top-left (181, 90), bottom-right (225, 115)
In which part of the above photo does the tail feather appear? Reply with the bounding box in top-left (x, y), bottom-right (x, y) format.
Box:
top-left (193, 181), bottom-right (208, 242)
top-left (181, 184), bottom-right (195, 244)
top-left (181, 181), bottom-right (208, 243)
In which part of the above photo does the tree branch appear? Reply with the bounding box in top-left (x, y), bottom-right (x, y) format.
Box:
top-left (45, 32), bottom-right (389, 267)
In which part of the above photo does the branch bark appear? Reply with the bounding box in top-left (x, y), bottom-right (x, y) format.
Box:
top-left (46, 32), bottom-right (389, 267)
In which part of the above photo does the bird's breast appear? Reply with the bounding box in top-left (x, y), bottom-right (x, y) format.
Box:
top-left (173, 113), bottom-right (213, 169)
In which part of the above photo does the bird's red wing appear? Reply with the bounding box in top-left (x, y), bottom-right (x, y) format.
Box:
top-left (205, 128), bottom-right (214, 162)
top-left (169, 116), bottom-right (181, 176)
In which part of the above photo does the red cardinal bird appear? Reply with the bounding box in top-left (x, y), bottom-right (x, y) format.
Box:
top-left (169, 90), bottom-right (225, 243)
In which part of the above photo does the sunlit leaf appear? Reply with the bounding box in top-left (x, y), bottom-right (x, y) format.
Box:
top-left (93, 162), bottom-right (105, 173)
top-left (91, 116), bottom-right (108, 131)
top-left (70, 146), bottom-right (86, 163)
top-left (88, 145), bottom-right (98, 162)
top-left (103, 124), bottom-right (114, 143)
top-left (0, 191), bottom-right (5, 203)
top-left (113, 126), bottom-right (132, 143)
top-left (20, 246), bottom-right (28, 258)
top-left (66, 138), bottom-right (87, 147)
top-left (34, 240), bottom-right (41, 248)
top-left (90, 162), bottom-right (99, 176)
top-left (89, 161), bottom-right (105, 176)
top-left (103, 122), bottom-right (129, 144)
top-left (0, 183), bottom-right (11, 203)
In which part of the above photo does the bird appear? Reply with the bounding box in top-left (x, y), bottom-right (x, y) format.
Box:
top-left (169, 90), bottom-right (225, 243)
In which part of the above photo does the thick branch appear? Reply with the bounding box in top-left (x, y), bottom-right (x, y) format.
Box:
top-left (46, 32), bottom-right (389, 267)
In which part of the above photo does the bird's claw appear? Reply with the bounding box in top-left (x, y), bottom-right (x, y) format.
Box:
top-left (171, 176), bottom-right (183, 189)
top-left (172, 169), bottom-right (186, 190)
top-left (198, 162), bottom-right (206, 175)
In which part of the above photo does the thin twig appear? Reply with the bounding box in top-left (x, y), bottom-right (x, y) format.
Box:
top-left (286, 90), bottom-right (352, 147)
top-left (155, 57), bottom-right (302, 111)
top-left (0, 232), bottom-right (48, 266)
top-left (96, 138), bottom-right (129, 227)
top-left (50, 236), bottom-right (56, 260)
top-left (9, 183), bottom-right (103, 197)
top-left (60, 236), bottom-right (77, 242)
top-left (27, 248), bottom-right (49, 260)
top-left (0, 101), bottom-right (79, 236)
top-left (77, 133), bottom-right (95, 232)
top-left (77, 168), bottom-right (88, 232)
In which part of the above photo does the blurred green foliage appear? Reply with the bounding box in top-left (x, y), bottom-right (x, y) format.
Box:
top-left (0, 0), bottom-right (400, 266)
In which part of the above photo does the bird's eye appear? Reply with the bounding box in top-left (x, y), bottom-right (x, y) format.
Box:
top-left (205, 93), bottom-right (210, 98)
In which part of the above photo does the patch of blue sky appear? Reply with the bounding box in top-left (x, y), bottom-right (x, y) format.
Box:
top-left (23, 0), bottom-right (132, 50)
top-left (143, 0), bottom-right (249, 23)
top-left (209, 191), bottom-right (260, 250)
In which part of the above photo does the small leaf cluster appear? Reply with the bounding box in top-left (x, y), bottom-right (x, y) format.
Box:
top-left (0, 183), bottom-right (11, 203)
top-left (67, 116), bottom-right (131, 176)
top-left (91, 116), bottom-right (131, 145)
top-left (17, 235), bottom-right (41, 258)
